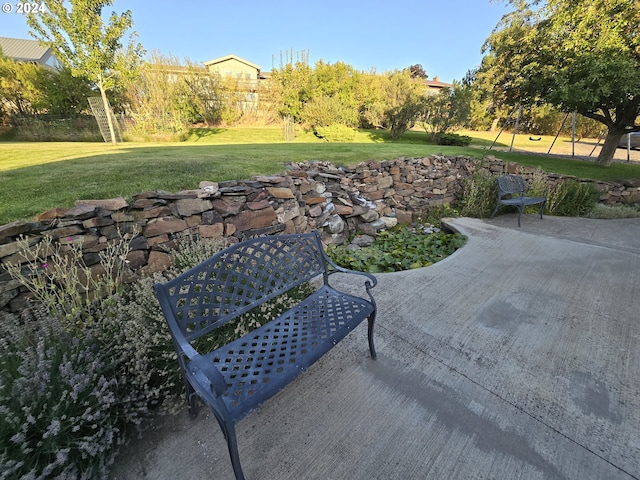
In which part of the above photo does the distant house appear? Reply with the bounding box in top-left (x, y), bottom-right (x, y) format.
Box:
top-left (203, 53), bottom-right (270, 82)
top-left (0, 36), bottom-right (60, 69)
top-left (204, 54), bottom-right (271, 113)
top-left (424, 77), bottom-right (452, 95)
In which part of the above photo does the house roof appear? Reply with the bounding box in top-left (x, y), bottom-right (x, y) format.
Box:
top-left (204, 54), bottom-right (261, 71)
top-left (425, 78), bottom-right (452, 89)
top-left (0, 36), bottom-right (51, 63)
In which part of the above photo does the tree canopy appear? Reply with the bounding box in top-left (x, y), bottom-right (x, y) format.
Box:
top-left (27, 0), bottom-right (143, 143)
top-left (482, 0), bottom-right (640, 165)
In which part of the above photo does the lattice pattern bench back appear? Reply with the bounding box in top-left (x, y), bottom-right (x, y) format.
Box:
top-left (155, 233), bottom-right (327, 342)
top-left (497, 174), bottom-right (526, 197)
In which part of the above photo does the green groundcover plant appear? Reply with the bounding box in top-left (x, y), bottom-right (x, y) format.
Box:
top-left (327, 224), bottom-right (467, 273)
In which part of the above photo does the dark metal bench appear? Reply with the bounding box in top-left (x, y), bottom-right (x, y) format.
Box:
top-left (490, 174), bottom-right (547, 227)
top-left (153, 231), bottom-right (377, 480)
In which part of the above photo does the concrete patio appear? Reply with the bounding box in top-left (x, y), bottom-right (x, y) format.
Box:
top-left (110, 214), bottom-right (640, 480)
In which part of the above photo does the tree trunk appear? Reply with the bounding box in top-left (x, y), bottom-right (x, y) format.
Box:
top-left (98, 82), bottom-right (117, 145)
top-left (596, 129), bottom-right (624, 166)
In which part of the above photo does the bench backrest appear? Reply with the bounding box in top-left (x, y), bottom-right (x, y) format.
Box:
top-left (154, 232), bottom-right (327, 342)
top-left (497, 174), bottom-right (526, 198)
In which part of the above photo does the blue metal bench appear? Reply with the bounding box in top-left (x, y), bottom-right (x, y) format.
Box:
top-left (490, 174), bottom-right (547, 227)
top-left (153, 231), bottom-right (377, 480)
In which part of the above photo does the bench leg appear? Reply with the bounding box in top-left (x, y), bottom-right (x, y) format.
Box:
top-left (489, 204), bottom-right (500, 220)
top-left (224, 422), bottom-right (246, 480)
top-left (539, 201), bottom-right (546, 220)
top-left (367, 313), bottom-right (377, 360)
top-left (212, 417), bottom-right (246, 480)
top-left (184, 378), bottom-right (199, 418)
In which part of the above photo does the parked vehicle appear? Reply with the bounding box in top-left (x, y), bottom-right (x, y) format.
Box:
top-left (618, 131), bottom-right (640, 149)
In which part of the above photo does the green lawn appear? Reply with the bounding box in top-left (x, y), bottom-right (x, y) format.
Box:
top-left (2, 127), bottom-right (640, 224)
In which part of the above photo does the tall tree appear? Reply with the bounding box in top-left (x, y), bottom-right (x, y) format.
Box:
top-left (26, 0), bottom-right (143, 143)
top-left (407, 64), bottom-right (428, 80)
top-left (270, 50), bottom-right (313, 125)
top-left (420, 82), bottom-right (472, 141)
top-left (382, 70), bottom-right (424, 139)
top-left (0, 53), bottom-right (46, 119)
top-left (483, 0), bottom-right (640, 165)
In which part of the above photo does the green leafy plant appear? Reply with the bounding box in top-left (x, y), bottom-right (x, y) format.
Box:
top-left (586, 203), bottom-right (640, 219)
top-left (418, 204), bottom-right (460, 227)
top-left (545, 180), bottom-right (600, 216)
top-left (458, 169), bottom-right (498, 218)
top-left (327, 225), bottom-right (466, 273)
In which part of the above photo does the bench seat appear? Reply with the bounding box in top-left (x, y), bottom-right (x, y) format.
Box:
top-left (195, 284), bottom-right (375, 423)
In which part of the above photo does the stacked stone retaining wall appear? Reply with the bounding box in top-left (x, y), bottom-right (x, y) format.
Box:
top-left (2, 155), bottom-right (639, 313)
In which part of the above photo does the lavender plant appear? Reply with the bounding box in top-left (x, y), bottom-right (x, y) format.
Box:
top-left (5, 230), bottom-right (134, 326)
top-left (0, 309), bottom-right (123, 479)
top-left (0, 233), bottom-right (314, 478)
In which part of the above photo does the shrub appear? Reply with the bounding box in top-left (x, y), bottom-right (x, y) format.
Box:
top-left (5, 231), bottom-right (133, 325)
top-left (0, 309), bottom-right (123, 479)
top-left (314, 124), bottom-right (356, 142)
top-left (586, 203), bottom-right (640, 219)
top-left (458, 170), bottom-right (498, 218)
top-left (545, 180), bottom-right (600, 217)
top-left (418, 204), bottom-right (460, 227)
top-left (12, 116), bottom-right (102, 142)
top-left (436, 132), bottom-right (472, 146)
top-left (459, 168), bottom-right (601, 219)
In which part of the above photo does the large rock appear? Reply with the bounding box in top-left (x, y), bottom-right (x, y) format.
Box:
top-left (212, 198), bottom-right (244, 216)
top-left (75, 197), bottom-right (128, 211)
top-left (267, 187), bottom-right (295, 199)
top-left (202, 210), bottom-right (224, 225)
top-left (0, 221), bottom-right (30, 240)
top-left (351, 235), bottom-right (375, 247)
top-left (174, 198), bottom-right (213, 216)
top-left (359, 210), bottom-right (379, 223)
top-left (380, 216), bottom-right (398, 229)
top-left (34, 207), bottom-right (68, 220)
top-left (64, 204), bottom-right (98, 220)
top-left (144, 217), bottom-right (188, 237)
top-left (228, 207), bottom-right (277, 232)
top-left (199, 223), bottom-right (224, 238)
top-left (141, 251), bottom-right (172, 275)
top-left (324, 214), bottom-right (345, 234)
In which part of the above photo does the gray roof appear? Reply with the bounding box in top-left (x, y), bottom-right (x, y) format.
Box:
top-left (0, 36), bottom-right (52, 64)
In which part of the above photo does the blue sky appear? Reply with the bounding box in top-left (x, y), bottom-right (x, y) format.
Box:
top-left (0, 0), bottom-right (510, 82)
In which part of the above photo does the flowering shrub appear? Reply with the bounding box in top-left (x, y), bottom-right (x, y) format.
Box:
top-left (5, 231), bottom-right (133, 326)
top-left (0, 309), bottom-right (123, 479)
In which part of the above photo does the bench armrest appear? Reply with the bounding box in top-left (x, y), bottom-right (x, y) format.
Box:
top-left (323, 254), bottom-right (378, 293)
top-left (188, 355), bottom-right (228, 397)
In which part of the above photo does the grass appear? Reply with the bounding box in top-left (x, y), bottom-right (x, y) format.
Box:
top-left (2, 127), bottom-right (640, 224)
